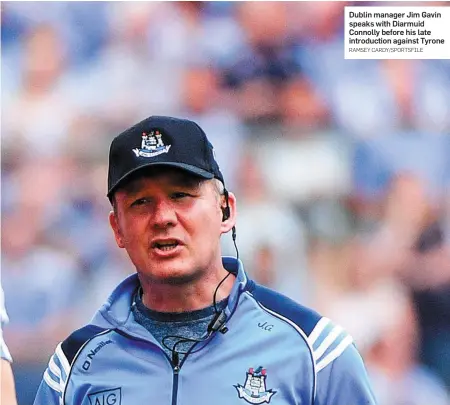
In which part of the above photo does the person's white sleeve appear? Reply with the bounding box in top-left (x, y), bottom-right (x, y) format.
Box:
top-left (0, 284), bottom-right (12, 362)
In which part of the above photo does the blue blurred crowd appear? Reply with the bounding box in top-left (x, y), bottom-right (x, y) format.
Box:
top-left (1, 2), bottom-right (450, 404)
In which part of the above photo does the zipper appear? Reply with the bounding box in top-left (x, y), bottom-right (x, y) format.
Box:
top-left (171, 352), bottom-right (180, 405)
top-left (169, 319), bottom-right (229, 405)
top-left (170, 337), bottom-right (210, 405)
top-left (119, 329), bottom-right (183, 405)
top-left (115, 322), bottom-right (224, 405)
top-left (114, 329), bottom-right (183, 405)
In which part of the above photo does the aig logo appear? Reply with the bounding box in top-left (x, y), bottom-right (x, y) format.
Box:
top-left (88, 388), bottom-right (121, 405)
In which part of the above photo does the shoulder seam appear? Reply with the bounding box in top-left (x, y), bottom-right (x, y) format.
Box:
top-left (62, 328), bottom-right (113, 404)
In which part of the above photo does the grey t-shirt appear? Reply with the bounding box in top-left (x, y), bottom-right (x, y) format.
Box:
top-left (132, 289), bottom-right (228, 363)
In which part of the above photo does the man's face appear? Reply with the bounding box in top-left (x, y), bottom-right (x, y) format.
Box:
top-left (109, 169), bottom-right (234, 285)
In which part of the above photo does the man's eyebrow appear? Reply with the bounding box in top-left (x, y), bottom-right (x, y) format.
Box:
top-left (119, 180), bottom-right (146, 196)
top-left (160, 171), bottom-right (202, 189)
top-left (172, 175), bottom-right (202, 189)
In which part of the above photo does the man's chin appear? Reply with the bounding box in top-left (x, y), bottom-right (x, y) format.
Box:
top-left (140, 268), bottom-right (204, 286)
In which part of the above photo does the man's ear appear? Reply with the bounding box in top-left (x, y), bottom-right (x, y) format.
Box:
top-left (220, 191), bottom-right (237, 235)
top-left (109, 211), bottom-right (125, 248)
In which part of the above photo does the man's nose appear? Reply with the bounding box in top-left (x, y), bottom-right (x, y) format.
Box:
top-left (151, 199), bottom-right (177, 228)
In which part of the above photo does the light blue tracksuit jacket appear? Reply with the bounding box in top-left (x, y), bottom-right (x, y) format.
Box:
top-left (34, 257), bottom-right (377, 405)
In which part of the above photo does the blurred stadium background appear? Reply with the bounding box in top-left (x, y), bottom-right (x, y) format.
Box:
top-left (1, 1), bottom-right (450, 404)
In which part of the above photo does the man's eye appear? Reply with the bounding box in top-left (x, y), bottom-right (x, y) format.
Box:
top-left (131, 198), bottom-right (149, 207)
top-left (171, 192), bottom-right (189, 199)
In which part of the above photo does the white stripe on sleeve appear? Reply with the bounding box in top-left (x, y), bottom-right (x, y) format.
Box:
top-left (44, 370), bottom-right (61, 393)
top-left (48, 355), bottom-right (61, 379)
top-left (307, 317), bottom-right (330, 346)
top-left (55, 343), bottom-right (70, 375)
top-left (316, 334), bottom-right (353, 372)
top-left (313, 325), bottom-right (344, 361)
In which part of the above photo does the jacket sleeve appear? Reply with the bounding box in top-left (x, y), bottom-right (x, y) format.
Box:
top-left (34, 343), bottom-right (70, 405)
top-left (314, 338), bottom-right (377, 405)
top-left (307, 317), bottom-right (377, 405)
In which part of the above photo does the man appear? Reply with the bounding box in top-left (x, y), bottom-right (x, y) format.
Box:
top-left (34, 116), bottom-right (376, 404)
top-left (1, 285), bottom-right (18, 405)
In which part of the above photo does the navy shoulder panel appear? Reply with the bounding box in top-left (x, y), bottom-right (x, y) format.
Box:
top-left (247, 281), bottom-right (321, 336)
top-left (61, 325), bottom-right (108, 365)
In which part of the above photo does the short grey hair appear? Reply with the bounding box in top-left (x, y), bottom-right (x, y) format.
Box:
top-left (214, 179), bottom-right (225, 196)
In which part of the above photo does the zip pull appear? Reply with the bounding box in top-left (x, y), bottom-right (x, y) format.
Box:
top-left (172, 351), bottom-right (180, 372)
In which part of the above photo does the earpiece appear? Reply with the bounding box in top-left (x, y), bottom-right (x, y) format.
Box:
top-left (222, 188), bottom-right (230, 222)
top-left (222, 206), bottom-right (230, 222)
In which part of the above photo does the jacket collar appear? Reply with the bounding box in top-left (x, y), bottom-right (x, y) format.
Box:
top-left (92, 257), bottom-right (249, 333)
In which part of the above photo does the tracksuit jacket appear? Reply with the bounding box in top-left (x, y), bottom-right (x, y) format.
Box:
top-left (34, 257), bottom-right (377, 405)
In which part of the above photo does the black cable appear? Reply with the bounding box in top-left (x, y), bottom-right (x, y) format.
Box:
top-left (162, 334), bottom-right (200, 356)
top-left (162, 331), bottom-right (216, 359)
top-left (162, 191), bottom-right (240, 364)
top-left (232, 226), bottom-right (239, 260)
top-left (212, 227), bottom-right (238, 311)
top-left (212, 271), bottom-right (231, 314)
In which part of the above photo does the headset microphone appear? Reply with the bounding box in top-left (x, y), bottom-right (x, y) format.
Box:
top-left (162, 308), bottom-right (228, 365)
top-left (207, 309), bottom-right (228, 334)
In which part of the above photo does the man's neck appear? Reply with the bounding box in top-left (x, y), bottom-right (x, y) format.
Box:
top-left (139, 266), bottom-right (235, 313)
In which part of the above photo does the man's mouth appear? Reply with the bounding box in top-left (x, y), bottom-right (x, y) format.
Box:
top-left (152, 240), bottom-right (181, 252)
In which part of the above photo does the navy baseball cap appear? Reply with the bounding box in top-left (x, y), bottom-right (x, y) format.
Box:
top-left (107, 116), bottom-right (224, 199)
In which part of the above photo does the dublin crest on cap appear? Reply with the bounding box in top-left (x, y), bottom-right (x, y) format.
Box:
top-left (107, 116), bottom-right (224, 199)
top-left (132, 130), bottom-right (171, 158)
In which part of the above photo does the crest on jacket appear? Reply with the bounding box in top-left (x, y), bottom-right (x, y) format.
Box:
top-left (132, 130), bottom-right (171, 158)
top-left (234, 366), bottom-right (276, 404)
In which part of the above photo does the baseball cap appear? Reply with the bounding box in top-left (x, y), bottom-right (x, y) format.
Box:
top-left (107, 116), bottom-right (224, 199)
